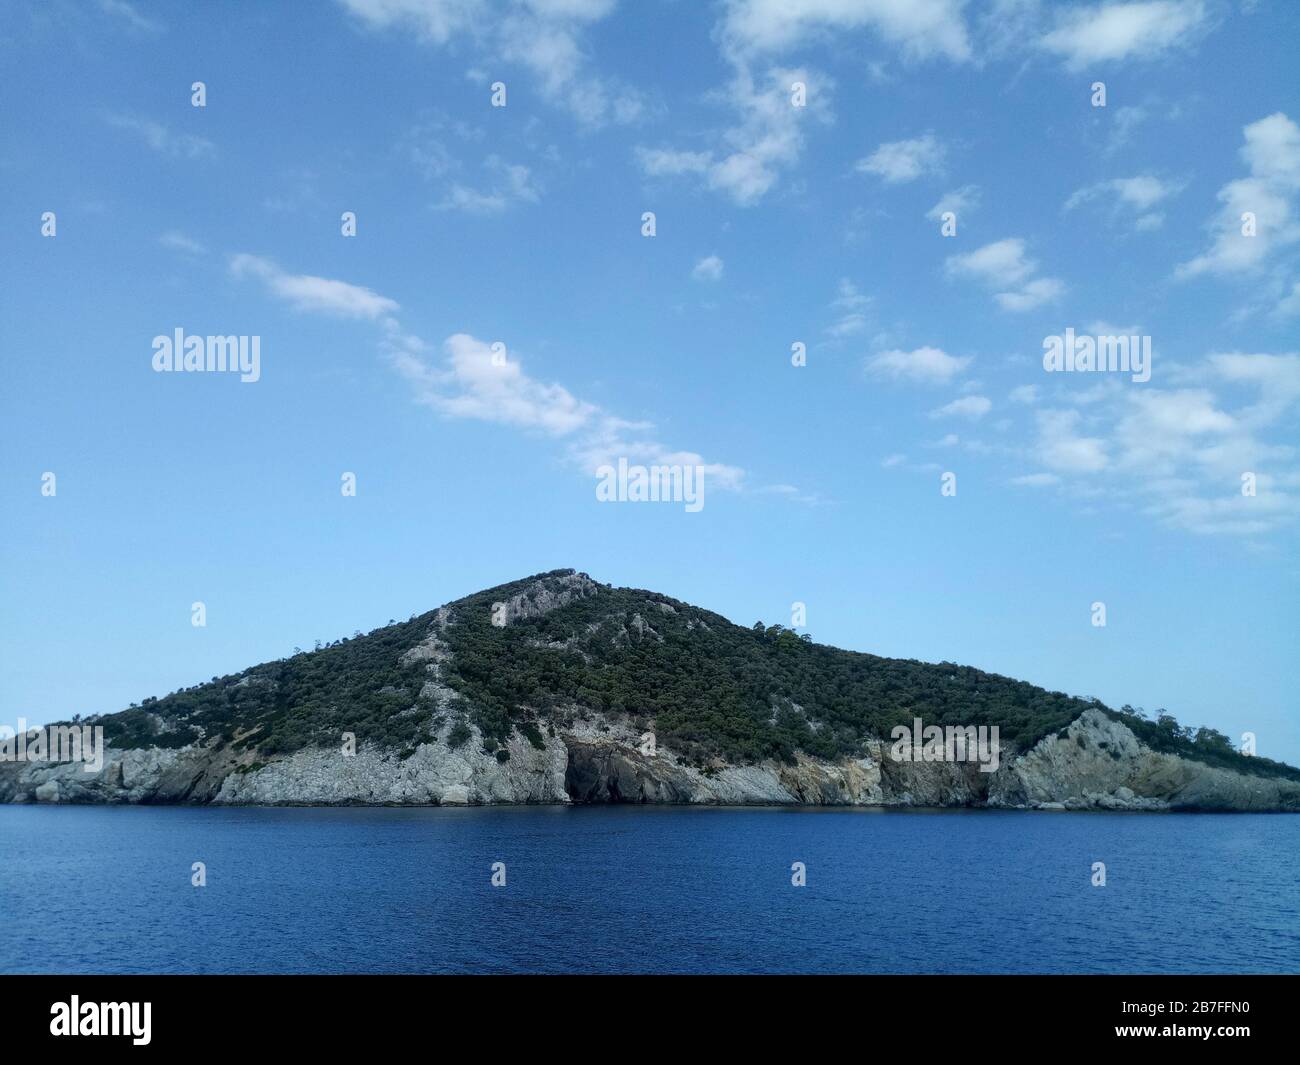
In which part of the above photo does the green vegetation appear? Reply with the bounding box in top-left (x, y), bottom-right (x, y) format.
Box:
top-left (80, 569), bottom-right (1299, 783)
top-left (1100, 705), bottom-right (1300, 782)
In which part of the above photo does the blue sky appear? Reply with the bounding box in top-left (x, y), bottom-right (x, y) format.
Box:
top-left (3, 0), bottom-right (1299, 763)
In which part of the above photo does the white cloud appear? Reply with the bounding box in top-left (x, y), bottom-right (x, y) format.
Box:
top-left (637, 64), bottom-right (826, 206)
top-left (436, 156), bottom-right (540, 213)
top-left (1105, 103), bottom-right (1149, 152)
top-left (1034, 409), bottom-right (1109, 473)
top-left (824, 279), bottom-right (871, 338)
top-left (103, 113), bottom-right (213, 159)
top-left (1006, 353), bottom-right (1300, 536)
top-left (946, 237), bottom-right (1036, 287)
top-left (1115, 389), bottom-right (1236, 476)
top-left (403, 111), bottom-right (481, 181)
top-left (1177, 112), bottom-right (1300, 278)
top-left (926, 184), bottom-right (980, 221)
top-left (720, 0), bottom-right (972, 62)
top-left (826, 315), bottom-right (868, 339)
top-left (338, 0), bottom-right (644, 126)
top-left (497, 3), bottom-right (648, 125)
top-left (99, 0), bottom-right (162, 32)
top-left (1274, 280), bottom-right (1300, 318)
top-left (1065, 174), bottom-right (1182, 230)
top-left (931, 395), bottom-right (992, 419)
top-left (692, 255), bottom-right (725, 282)
top-left (866, 346), bottom-right (972, 384)
top-left (946, 238), bottom-right (1064, 312)
top-left (635, 148), bottom-right (712, 177)
top-left (227, 253), bottom-right (777, 497)
top-left (1143, 492), bottom-right (1291, 537)
top-left (159, 231), bottom-right (205, 255)
top-left (338, 0), bottom-right (484, 44)
top-left (1207, 351), bottom-right (1300, 426)
top-left (1009, 383), bottom-right (1040, 404)
top-left (995, 277), bottom-right (1065, 311)
top-left (230, 254), bottom-right (400, 319)
top-left (398, 333), bottom-right (598, 435)
top-left (833, 278), bottom-right (869, 310)
top-left (856, 133), bottom-right (945, 184)
top-left (643, 1), bottom-right (976, 205)
top-left (1040, 0), bottom-right (1210, 70)
top-left (395, 335), bottom-right (750, 490)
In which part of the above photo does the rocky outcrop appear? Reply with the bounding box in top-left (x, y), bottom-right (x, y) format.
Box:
top-left (989, 709), bottom-right (1300, 812)
top-left (3, 707), bottom-right (1296, 810)
top-left (215, 726), bottom-right (568, 805)
top-left (488, 572), bottom-right (599, 627)
top-left (0, 742), bottom-right (243, 805)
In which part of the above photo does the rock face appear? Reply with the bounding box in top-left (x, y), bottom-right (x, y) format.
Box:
top-left (988, 710), bottom-right (1300, 812)
top-left (489, 572), bottom-right (599, 627)
top-left (3, 709), bottom-right (1297, 811)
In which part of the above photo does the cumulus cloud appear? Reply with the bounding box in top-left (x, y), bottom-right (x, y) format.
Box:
top-left (338, 0), bottom-right (646, 127)
top-left (1034, 409), bottom-right (1110, 472)
top-left (338, 0), bottom-right (484, 44)
top-left (692, 255), bottom-right (725, 282)
top-left (823, 278), bottom-right (871, 338)
top-left (1040, 0), bottom-right (1210, 70)
top-left (1176, 112), bottom-right (1300, 278)
top-left (1207, 351), bottom-right (1300, 426)
top-left (1065, 173), bottom-right (1183, 229)
top-left (231, 254), bottom-right (400, 319)
top-left (636, 64), bottom-right (825, 206)
top-left (946, 237), bottom-right (1035, 287)
top-left (866, 346), bottom-right (972, 384)
top-left (931, 395), bottom-right (992, 419)
top-left (637, 0), bottom-right (974, 206)
top-left (856, 133), bottom-right (945, 184)
top-left (945, 238), bottom-right (1064, 312)
top-left (926, 184), bottom-right (980, 221)
top-left (435, 156), bottom-right (541, 213)
top-left (1010, 352), bottom-right (1300, 536)
top-left (996, 278), bottom-right (1066, 312)
top-left (395, 335), bottom-right (748, 489)
top-left (720, 0), bottom-right (972, 62)
top-left (396, 333), bottom-right (598, 435)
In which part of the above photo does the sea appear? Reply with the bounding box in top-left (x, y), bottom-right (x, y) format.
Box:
top-left (1, 805), bottom-right (1297, 974)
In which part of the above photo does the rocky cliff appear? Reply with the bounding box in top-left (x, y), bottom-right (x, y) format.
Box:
top-left (3, 709), bottom-right (1297, 811)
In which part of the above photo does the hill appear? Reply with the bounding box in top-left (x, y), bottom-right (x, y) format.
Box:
top-left (4, 569), bottom-right (1296, 809)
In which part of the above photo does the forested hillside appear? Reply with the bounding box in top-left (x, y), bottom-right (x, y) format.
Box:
top-left (85, 570), bottom-right (1299, 782)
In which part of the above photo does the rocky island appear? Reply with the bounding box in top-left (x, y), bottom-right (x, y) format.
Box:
top-left (3, 570), bottom-right (1297, 811)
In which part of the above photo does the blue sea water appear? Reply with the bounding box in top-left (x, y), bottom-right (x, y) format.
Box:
top-left (0, 805), bottom-right (1297, 974)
